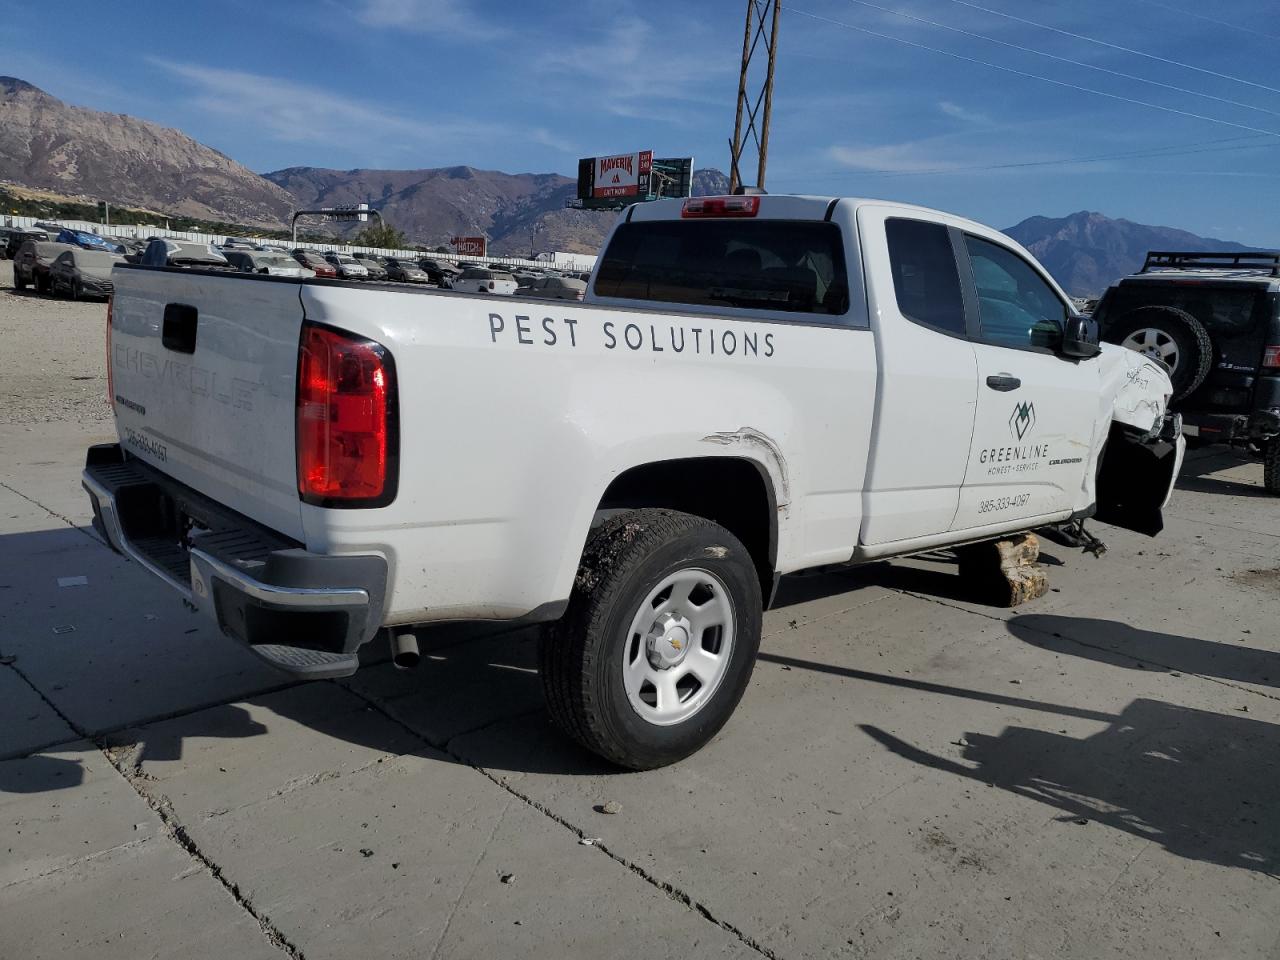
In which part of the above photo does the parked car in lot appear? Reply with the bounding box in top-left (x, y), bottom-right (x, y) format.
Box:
top-left (141, 238), bottom-right (231, 269)
top-left (324, 252), bottom-right (369, 279)
top-left (224, 249), bottom-right (314, 277)
top-left (525, 276), bottom-right (586, 301)
top-left (385, 258), bottom-right (431, 283)
top-left (5, 229), bottom-right (49, 261)
top-left (55, 228), bottom-right (123, 254)
top-left (83, 192), bottom-right (1183, 770)
top-left (12, 240), bottom-right (77, 292)
top-left (417, 258), bottom-right (460, 285)
top-left (451, 267), bottom-right (517, 295)
top-left (292, 250), bottom-right (337, 278)
top-left (354, 256), bottom-right (387, 280)
top-left (107, 237), bottom-right (146, 260)
top-left (48, 248), bottom-right (124, 299)
top-left (1097, 250), bottom-right (1280, 493)
top-left (0, 226), bottom-right (22, 259)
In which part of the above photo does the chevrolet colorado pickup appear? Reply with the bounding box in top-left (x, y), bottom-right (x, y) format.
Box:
top-left (83, 194), bottom-right (1183, 769)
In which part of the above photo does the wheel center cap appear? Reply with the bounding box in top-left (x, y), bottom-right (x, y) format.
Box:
top-left (647, 613), bottom-right (692, 668)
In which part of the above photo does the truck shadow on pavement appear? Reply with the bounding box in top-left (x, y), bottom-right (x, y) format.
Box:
top-left (1008, 614), bottom-right (1280, 689)
top-left (860, 695), bottom-right (1280, 878)
top-left (760, 629), bottom-right (1280, 875)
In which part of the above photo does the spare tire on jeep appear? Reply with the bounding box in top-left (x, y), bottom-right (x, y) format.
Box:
top-left (1104, 305), bottom-right (1212, 402)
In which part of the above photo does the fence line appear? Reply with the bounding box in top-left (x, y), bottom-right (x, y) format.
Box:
top-left (1, 213), bottom-right (598, 272)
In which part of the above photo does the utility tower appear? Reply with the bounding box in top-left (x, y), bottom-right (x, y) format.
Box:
top-left (729, 0), bottom-right (781, 193)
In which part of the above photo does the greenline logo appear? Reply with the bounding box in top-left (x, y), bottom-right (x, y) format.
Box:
top-left (1009, 401), bottom-right (1036, 441)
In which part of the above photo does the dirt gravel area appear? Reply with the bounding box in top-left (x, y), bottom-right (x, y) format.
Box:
top-left (0, 260), bottom-right (111, 425)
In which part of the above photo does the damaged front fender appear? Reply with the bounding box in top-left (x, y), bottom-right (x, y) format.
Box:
top-left (1095, 345), bottom-right (1185, 536)
top-left (1096, 420), bottom-right (1186, 535)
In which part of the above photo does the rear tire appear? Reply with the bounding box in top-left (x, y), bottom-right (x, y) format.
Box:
top-left (1265, 439), bottom-right (1280, 496)
top-left (540, 509), bottom-right (763, 770)
top-left (1104, 306), bottom-right (1211, 402)
top-left (14, 272), bottom-right (26, 291)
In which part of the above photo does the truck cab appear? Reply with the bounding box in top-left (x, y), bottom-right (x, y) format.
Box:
top-left (83, 193), bottom-right (1182, 770)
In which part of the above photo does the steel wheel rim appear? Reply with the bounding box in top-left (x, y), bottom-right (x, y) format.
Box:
top-left (622, 567), bottom-right (736, 727)
top-left (1121, 327), bottom-right (1180, 373)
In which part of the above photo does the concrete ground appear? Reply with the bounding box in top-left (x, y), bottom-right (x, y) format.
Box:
top-left (2, 262), bottom-right (1279, 959)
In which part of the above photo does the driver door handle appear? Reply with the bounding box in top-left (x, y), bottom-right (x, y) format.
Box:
top-left (986, 374), bottom-right (1021, 392)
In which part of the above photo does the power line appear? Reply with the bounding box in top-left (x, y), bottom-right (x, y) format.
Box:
top-left (784, 7), bottom-right (1280, 139)
top-left (946, 0), bottom-right (1280, 98)
top-left (1131, 0), bottom-right (1280, 44)
top-left (840, 0), bottom-right (1280, 119)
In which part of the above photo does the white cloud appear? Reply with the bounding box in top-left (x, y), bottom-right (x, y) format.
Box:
top-left (938, 100), bottom-right (992, 126)
top-left (150, 59), bottom-right (575, 160)
top-left (353, 0), bottom-right (498, 39)
top-left (825, 142), bottom-right (957, 174)
top-left (534, 16), bottom-right (730, 123)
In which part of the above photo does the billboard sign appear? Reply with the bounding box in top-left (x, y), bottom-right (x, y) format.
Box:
top-left (589, 150), bottom-right (653, 199)
top-left (321, 202), bottom-right (370, 222)
top-left (451, 236), bottom-right (487, 257)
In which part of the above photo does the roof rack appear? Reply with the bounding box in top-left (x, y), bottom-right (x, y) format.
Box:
top-left (1140, 250), bottom-right (1280, 276)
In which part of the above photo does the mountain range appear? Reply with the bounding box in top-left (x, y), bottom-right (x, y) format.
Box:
top-left (1003, 211), bottom-right (1262, 296)
top-left (0, 77), bottom-right (1267, 290)
top-left (0, 76), bottom-right (295, 227)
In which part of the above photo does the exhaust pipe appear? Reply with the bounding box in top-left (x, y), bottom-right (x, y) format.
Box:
top-left (390, 631), bottom-right (420, 670)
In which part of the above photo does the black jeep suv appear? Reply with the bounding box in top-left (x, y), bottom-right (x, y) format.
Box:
top-left (1095, 251), bottom-right (1280, 494)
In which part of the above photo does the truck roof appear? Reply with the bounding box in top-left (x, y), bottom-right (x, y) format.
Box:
top-left (625, 193), bottom-right (1008, 239)
top-left (629, 193), bottom-right (977, 222)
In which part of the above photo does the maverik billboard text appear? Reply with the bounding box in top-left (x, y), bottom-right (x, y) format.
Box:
top-left (591, 151), bottom-right (652, 199)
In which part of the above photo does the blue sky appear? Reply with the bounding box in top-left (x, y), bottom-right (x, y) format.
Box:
top-left (7, 0), bottom-right (1279, 244)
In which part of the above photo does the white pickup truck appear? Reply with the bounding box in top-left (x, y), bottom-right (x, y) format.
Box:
top-left (83, 194), bottom-right (1183, 769)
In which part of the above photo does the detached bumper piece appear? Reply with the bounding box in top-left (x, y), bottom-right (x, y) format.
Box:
top-left (82, 444), bottom-right (386, 679)
top-left (1095, 417), bottom-right (1184, 537)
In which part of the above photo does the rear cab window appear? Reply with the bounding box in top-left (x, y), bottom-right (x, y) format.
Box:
top-left (593, 219), bottom-right (852, 321)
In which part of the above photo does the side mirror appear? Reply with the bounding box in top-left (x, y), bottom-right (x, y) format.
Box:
top-left (1061, 314), bottom-right (1101, 358)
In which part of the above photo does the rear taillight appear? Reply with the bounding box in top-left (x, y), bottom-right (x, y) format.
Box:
top-left (488, 281), bottom-right (495, 290)
top-left (105, 297), bottom-right (114, 406)
top-left (1264, 345), bottom-right (1280, 369)
top-left (296, 322), bottom-right (398, 507)
top-left (681, 195), bottom-right (760, 218)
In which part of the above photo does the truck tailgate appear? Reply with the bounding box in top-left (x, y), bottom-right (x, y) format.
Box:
top-left (109, 267), bottom-right (306, 540)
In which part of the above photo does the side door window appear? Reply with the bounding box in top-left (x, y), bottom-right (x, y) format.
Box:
top-left (884, 219), bottom-right (967, 337)
top-left (963, 235), bottom-right (1067, 351)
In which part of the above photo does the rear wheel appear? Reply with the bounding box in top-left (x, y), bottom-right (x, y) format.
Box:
top-left (1265, 439), bottom-right (1280, 496)
top-left (35, 273), bottom-right (50, 295)
top-left (14, 272), bottom-right (26, 291)
top-left (540, 509), bottom-right (763, 770)
top-left (1105, 305), bottom-right (1212, 402)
